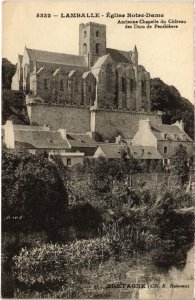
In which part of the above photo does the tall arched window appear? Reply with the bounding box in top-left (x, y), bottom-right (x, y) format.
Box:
top-left (84, 31), bottom-right (87, 38)
top-left (130, 79), bottom-right (135, 92)
top-left (105, 63), bottom-right (112, 91)
top-left (96, 43), bottom-right (100, 55)
top-left (75, 80), bottom-right (78, 92)
top-left (96, 30), bottom-right (99, 37)
top-left (60, 79), bottom-right (64, 91)
top-left (142, 80), bottom-right (146, 96)
top-left (122, 77), bottom-right (126, 93)
top-left (44, 79), bottom-right (47, 90)
top-left (83, 43), bottom-right (87, 55)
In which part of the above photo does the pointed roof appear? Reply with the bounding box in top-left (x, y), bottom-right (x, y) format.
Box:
top-left (26, 48), bottom-right (88, 68)
top-left (82, 71), bottom-right (93, 79)
top-left (68, 70), bottom-right (76, 78)
top-left (106, 48), bottom-right (132, 63)
top-left (53, 68), bottom-right (61, 76)
top-left (134, 45), bottom-right (138, 52)
top-left (91, 54), bottom-right (110, 70)
top-left (37, 66), bottom-right (45, 75)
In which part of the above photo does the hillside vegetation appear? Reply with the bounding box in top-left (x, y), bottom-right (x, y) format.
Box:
top-left (151, 78), bottom-right (194, 138)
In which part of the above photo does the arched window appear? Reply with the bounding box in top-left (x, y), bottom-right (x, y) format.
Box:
top-left (142, 80), bottom-right (146, 96)
top-left (130, 79), bottom-right (135, 92)
top-left (96, 43), bottom-right (100, 55)
top-left (60, 79), bottom-right (64, 91)
top-left (122, 77), bottom-right (126, 93)
top-left (44, 79), bottom-right (47, 90)
top-left (75, 80), bottom-right (78, 92)
top-left (96, 30), bottom-right (99, 37)
top-left (105, 63), bottom-right (112, 91)
top-left (83, 43), bottom-right (87, 55)
top-left (88, 85), bottom-right (92, 92)
top-left (84, 31), bottom-right (87, 38)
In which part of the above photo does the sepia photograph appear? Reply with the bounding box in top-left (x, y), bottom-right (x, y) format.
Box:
top-left (1, 1), bottom-right (194, 299)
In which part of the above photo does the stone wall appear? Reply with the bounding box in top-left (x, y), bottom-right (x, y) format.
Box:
top-left (91, 108), bottom-right (162, 140)
top-left (27, 103), bottom-right (90, 132)
top-left (27, 103), bottom-right (162, 140)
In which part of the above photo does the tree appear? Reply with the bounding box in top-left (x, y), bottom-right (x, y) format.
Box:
top-left (171, 144), bottom-right (189, 186)
top-left (2, 58), bottom-right (16, 89)
top-left (2, 147), bottom-right (69, 234)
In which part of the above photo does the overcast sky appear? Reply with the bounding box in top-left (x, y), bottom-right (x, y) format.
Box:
top-left (2, 1), bottom-right (194, 104)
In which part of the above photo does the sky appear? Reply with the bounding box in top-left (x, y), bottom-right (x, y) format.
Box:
top-left (2, 1), bottom-right (194, 103)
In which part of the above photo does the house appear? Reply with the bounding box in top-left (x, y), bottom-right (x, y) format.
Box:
top-left (3, 120), bottom-right (97, 166)
top-left (132, 119), bottom-right (193, 164)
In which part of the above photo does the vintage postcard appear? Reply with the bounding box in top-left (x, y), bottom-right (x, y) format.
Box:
top-left (1, 1), bottom-right (194, 299)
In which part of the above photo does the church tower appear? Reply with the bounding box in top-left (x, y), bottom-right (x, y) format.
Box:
top-left (79, 22), bottom-right (106, 68)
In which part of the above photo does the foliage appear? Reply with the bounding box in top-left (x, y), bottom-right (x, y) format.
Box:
top-left (2, 147), bottom-right (68, 234)
top-left (2, 58), bottom-right (16, 89)
top-left (13, 237), bottom-right (112, 289)
top-left (171, 144), bottom-right (189, 185)
top-left (150, 78), bottom-right (194, 138)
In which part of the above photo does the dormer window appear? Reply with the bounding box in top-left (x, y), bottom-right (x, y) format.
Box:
top-left (48, 139), bottom-right (53, 143)
top-left (78, 139), bottom-right (85, 143)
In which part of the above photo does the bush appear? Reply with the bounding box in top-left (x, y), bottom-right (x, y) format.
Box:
top-left (13, 237), bottom-right (112, 290)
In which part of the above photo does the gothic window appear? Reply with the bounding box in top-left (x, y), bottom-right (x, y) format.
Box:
top-left (130, 79), bottom-right (135, 92)
top-left (84, 31), bottom-right (87, 38)
top-left (96, 30), bottom-right (99, 37)
top-left (83, 43), bottom-right (87, 55)
top-left (68, 81), bottom-right (71, 91)
top-left (122, 77), bottom-right (126, 93)
top-left (60, 79), bottom-right (64, 91)
top-left (142, 80), bottom-right (146, 96)
top-left (44, 79), bottom-right (48, 90)
top-left (75, 80), bottom-right (78, 92)
top-left (88, 85), bottom-right (92, 92)
top-left (105, 64), bottom-right (112, 91)
top-left (96, 43), bottom-right (100, 55)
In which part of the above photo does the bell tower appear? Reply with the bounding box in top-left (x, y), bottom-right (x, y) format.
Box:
top-left (79, 22), bottom-right (106, 68)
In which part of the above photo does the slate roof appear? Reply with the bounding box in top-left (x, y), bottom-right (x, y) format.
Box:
top-left (96, 143), bottom-right (125, 159)
top-left (14, 129), bottom-right (70, 149)
top-left (26, 48), bottom-right (88, 67)
top-left (67, 133), bottom-right (97, 148)
top-left (13, 125), bottom-right (43, 131)
top-left (106, 48), bottom-right (132, 63)
top-left (130, 146), bottom-right (162, 159)
top-left (151, 124), bottom-right (192, 141)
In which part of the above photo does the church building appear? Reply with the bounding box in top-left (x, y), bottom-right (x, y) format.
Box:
top-left (11, 22), bottom-right (151, 111)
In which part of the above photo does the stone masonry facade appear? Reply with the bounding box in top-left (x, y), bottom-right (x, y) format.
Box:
top-left (12, 22), bottom-right (151, 112)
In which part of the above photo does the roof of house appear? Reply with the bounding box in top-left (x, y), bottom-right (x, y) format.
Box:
top-left (96, 143), bottom-right (125, 159)
top-left (106, 48), bottom-right (132, 64)
top-left (67, 133), bottom-right (97, 148)
top-left (130, 146), bottom-right (162, 159)
top-left (151, 124), bottom-right (192, 141)
top-left (13, 125), bottom-right (44, 131)
top-left (26, 48), bottom-right (88, 68)
top-left (14, 130), bottom-right (70, 149)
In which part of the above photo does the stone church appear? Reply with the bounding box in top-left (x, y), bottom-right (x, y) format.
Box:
top-left (11, 22), bottom-right (151, 111)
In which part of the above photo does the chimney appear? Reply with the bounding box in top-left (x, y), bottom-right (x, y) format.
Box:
top-left (174, 120), bottom-right (184, 131)
top-left (115, 135), bottom-right (122, 145)
top-left (139, 118), bottom-right (151, 132)
top-left (58, 128), bottom-right (67, 139)
top-left (4, 120), bottom-right (15, 149)
top-left (43, 124), bottom-right (50, 131)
